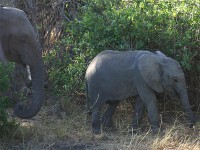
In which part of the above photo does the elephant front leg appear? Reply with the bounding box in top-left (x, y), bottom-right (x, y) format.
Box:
top-left (102, 101), bottom-right (119, 128)
top-left (138, 88), bottom-right (160, 133)
top-left (131, 96), bottom-right (145, 130)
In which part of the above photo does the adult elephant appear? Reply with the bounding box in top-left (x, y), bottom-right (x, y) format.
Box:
top-left (85, 50), bottom-right (195, 134)
top-left (0, 6), bottom-right (44, 119)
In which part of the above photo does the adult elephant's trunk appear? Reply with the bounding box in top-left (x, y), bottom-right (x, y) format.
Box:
top-left (14, 58), bottom-right (44, 119)
top-left (177, 83), bottom-right (195, 127)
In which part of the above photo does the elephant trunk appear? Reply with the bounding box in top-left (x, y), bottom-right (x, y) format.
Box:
top-left (177, 84), bottom-right (195, 127)
top-left (14, 58), bottom-right (44, 119)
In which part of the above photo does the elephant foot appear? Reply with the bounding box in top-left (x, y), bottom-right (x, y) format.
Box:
top-left (103, 125), bottom-right (117, 132)
top-left (130, 124), bottom-right (142, 134)
top-left (129, 128), bottom-right (142, 134)
top-left (102, 118), bottom-right (114, 128)
top-left (188, 121), bottom-right (195, 128)
top-left (189, 124), bottom-right (194, 129)
top-left (92, 120), bottom-right (101, 134)
top-left (150, 126), bottom-right (163, 135)
top-left (101, 117), bottom-right (117, 132)
top-left (92, 128), bottom-right (101, 135)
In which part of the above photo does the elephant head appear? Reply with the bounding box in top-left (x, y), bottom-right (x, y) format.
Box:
top-left (0, 6), bottom-right (44, 119)
top-left (138, 51), bottom-right (195, 127)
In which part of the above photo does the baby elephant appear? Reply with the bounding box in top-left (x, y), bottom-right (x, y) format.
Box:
top-left (85, 50), bottom-right (195, 134)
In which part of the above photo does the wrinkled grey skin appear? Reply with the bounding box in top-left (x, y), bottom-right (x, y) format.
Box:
top-left (85, 50), bottom-right (195, 134)
top-left (0, 6), bottom-right (44, 119)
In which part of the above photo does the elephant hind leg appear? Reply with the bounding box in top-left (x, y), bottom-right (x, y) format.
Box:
top-left (102, 101), bottom-right (119, 128)
top-left (92, 110), bottom-right (101, 134)
top-left (90, 95), bottom-right (104, 134)
top-left (0, 42), bottom-right (8, 63)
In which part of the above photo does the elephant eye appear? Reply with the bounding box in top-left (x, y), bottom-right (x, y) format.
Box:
top-left (173, 78), bottom-right (178, 82)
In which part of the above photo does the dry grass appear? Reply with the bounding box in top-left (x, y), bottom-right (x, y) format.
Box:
top-left (0, 98), bottom-right (200, 150)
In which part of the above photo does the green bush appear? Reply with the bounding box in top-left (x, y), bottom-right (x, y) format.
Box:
top-left (46, 0), bottom-right (199, 98)
top-left (45, 43), bottom-right (87, 96)
top-left (77, 0), bottom-right (199, 64)
top-left (0, 63), bottom-right (18, 138)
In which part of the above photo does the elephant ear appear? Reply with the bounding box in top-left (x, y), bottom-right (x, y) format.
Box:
top-left (155, 51), bottom-right (166, 57)
top-left (138, 54), bottom-right (163, 93)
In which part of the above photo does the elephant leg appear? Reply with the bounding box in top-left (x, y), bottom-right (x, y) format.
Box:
top-left (102, 101), bottom-right (119, 128)
top-left (90, 95), bottom-right (104, 134)
top-left (92, 110), bottom-right (101, 134)
top-left (138, 88), bottom-right (160, 132)
top-left (131, 96), bottom-right (145, 130)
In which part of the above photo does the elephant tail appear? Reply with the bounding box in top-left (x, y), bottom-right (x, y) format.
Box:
top-left (85, 81), bottom-right (92, 115)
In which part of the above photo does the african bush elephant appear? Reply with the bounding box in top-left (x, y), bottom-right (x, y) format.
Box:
top-left (0, 6), bottom-right (44, 118)
top-left (85, 50), bottom-right (195, 134)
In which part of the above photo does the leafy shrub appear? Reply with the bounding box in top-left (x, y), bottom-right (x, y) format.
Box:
top-left (0, 63), bottom-right (18, 138)
top-left (77, 0), bottom-right (199, 65)
top-left (45, 43), bottom-right (88, 96)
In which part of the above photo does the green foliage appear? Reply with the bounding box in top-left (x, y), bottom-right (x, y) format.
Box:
top-left (46, 0), bottom-right (199, 97)
top-left (0, 63), bottom-right (18, 138)
top-left (45, 43), bottom-right (88, 96)
top-left (77, 0), bottom-right (199, 61)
